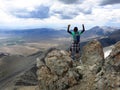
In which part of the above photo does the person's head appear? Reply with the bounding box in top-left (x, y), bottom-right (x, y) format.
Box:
top-left (74, 27), bottom-right (78, 32)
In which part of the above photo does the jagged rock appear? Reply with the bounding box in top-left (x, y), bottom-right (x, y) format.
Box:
top-left (36, 41), bottom-right (120, 90)
top-left (81, 39), bottom-right (104, 73)
top-left (110, 41), bottom-right (120, 68)
top-left (94, 41), bottom-right (120, 90)
top-left (44, 50), bottom-right (73, 75)
top-left (105, 41), bottom-right (120, 72)
top-left (70, 40), bottom-right (120, 90)
top-left (37, 49), bottom-right (82, 90)
top-left (81, 39), bottom-right (104, 64)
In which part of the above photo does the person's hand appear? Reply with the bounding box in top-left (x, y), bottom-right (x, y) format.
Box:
top-left (68, 24), bottom-right (71, 27)
top-left (82, 24), bottom-right (84, 26)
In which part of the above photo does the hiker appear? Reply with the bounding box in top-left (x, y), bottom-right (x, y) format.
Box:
top-left (67, 24), bottom-right (85, 59)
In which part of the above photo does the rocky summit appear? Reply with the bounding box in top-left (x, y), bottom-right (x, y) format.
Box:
top-left (36, 40), bottom-right (120, 90)
top-left (10, 40), bottom-right (120, 90)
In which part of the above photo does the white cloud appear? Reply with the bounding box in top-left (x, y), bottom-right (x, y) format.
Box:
top-left (0, 0), bottom-right (120, 30)
top-left (3, 0), bottom-right (52, 9)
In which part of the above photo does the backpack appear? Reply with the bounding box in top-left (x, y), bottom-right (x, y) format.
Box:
top-left (72, 32), bottom-right (80, 43)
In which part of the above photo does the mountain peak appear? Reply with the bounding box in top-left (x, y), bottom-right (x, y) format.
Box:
top-left (90, 26), bottom-right (101, 29)
top-left (36, 40), bottom-right (120, 90)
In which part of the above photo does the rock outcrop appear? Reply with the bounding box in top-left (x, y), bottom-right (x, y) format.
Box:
top-left (5, 39), bottom-right (119, 90)
top-left (70, 40), bottom-right (105, 90)
top-left (96, 41), bottom-right (120, 90)
top-left (7, 39), bottom-right (120, 90)
top-left (37, 49), bottom-right (82, 90)
top-left (106, 42), bottom-right (120, 66)
top-left (36, 40), bottom-right (120, 90)
top-left (81, 39), bottom-right (104, 74)
top-left (81, 39), bottom-right (104, 64)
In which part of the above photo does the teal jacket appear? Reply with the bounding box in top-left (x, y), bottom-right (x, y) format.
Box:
top-left (71, 31), bottom-right (83, 41)
top-left (67, 30), bottom-right (85, 43)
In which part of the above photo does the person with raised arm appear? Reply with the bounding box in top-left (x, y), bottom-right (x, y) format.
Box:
top-left (67, 24), bottom-right (85, 60)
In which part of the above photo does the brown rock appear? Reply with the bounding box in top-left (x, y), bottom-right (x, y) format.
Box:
top-left (95, 41), bottom-right (120, 90)
top-left (110, 41), bottom-right (120, 65)
top-left (105, 41), bottom-right (120, 72)
top-left (37, 49), bottom-right (82, 90)
top-left (81, 39), bottom-right (104, 73)
top-left (36, 41), bottom-right (120, 90)
top-left (81, 39), bottom-right (104, 64)
top-left (45, 50), bottom-right (73, 75)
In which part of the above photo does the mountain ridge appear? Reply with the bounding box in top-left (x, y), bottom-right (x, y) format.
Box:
top-left (0, 26), bottom-right (119, 40)
top-left (0, 26), bottom-right (120, 48)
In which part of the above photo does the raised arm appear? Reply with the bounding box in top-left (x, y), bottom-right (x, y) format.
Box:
top-left (67, 24), bottom-right (72, 34)
top-left (81, 24), bottom-right (85, 33)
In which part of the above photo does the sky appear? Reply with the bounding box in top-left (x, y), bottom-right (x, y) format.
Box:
top-left (0, 0), bottom-right (120, 30)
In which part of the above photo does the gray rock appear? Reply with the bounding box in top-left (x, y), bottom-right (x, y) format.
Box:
top-left (45, 50), bottom-right (73, 75)
top-left (94, 41), bottom-right (120, 90)
top-left (105, 41), bottom-right (120, 72)
top-left (37, 49), bottom-right (82, 90)
top-left (81, 39), bottom-right (104, 74)
top-left (36, 40), bottom-right (120, 90)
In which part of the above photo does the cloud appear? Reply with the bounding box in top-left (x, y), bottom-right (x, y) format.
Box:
top-left (100, 0), bottom-right (120, 5)
top-left (58, 0), bottom-right (80, 4)
top-left (50, 1), bottom-right (93, 20)
top-left (11, 5), bottom-right (50, 19)
top-left (51, 7), bottom-right (80, 19)
top-left (57, 9), bottom-right (91, 19)
top-left (59, 12), bottom-right (79, 19)
top-left (0, 0), bottom-right (120, 30)
top-left (78, 8), bottom-right (92, 14)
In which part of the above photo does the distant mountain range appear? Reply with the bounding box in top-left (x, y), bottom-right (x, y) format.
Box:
top-left (0, 26), bottom-right (119, 38)
top-left (81, 26), bottom-right (119, 39)
top-left (80, 26), bottom-right (120, 47)
top-left (0, 26), bottom-right (120, 46)
top-left (0, 28), bottom-right (68, 42)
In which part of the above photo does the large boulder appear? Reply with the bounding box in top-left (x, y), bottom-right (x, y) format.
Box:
top-left (94, 41), bottom-right (120, 90)
top-left (72, 41), bottom-right (120, 90)
top-left (81, 39), bottom-right (104, 73)
top-left (44, 50), bottom-right (73, 75)
top-left (105, 41), bottom-right (120, 72)
top-left (37, 48), bottom-right (82, 90)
